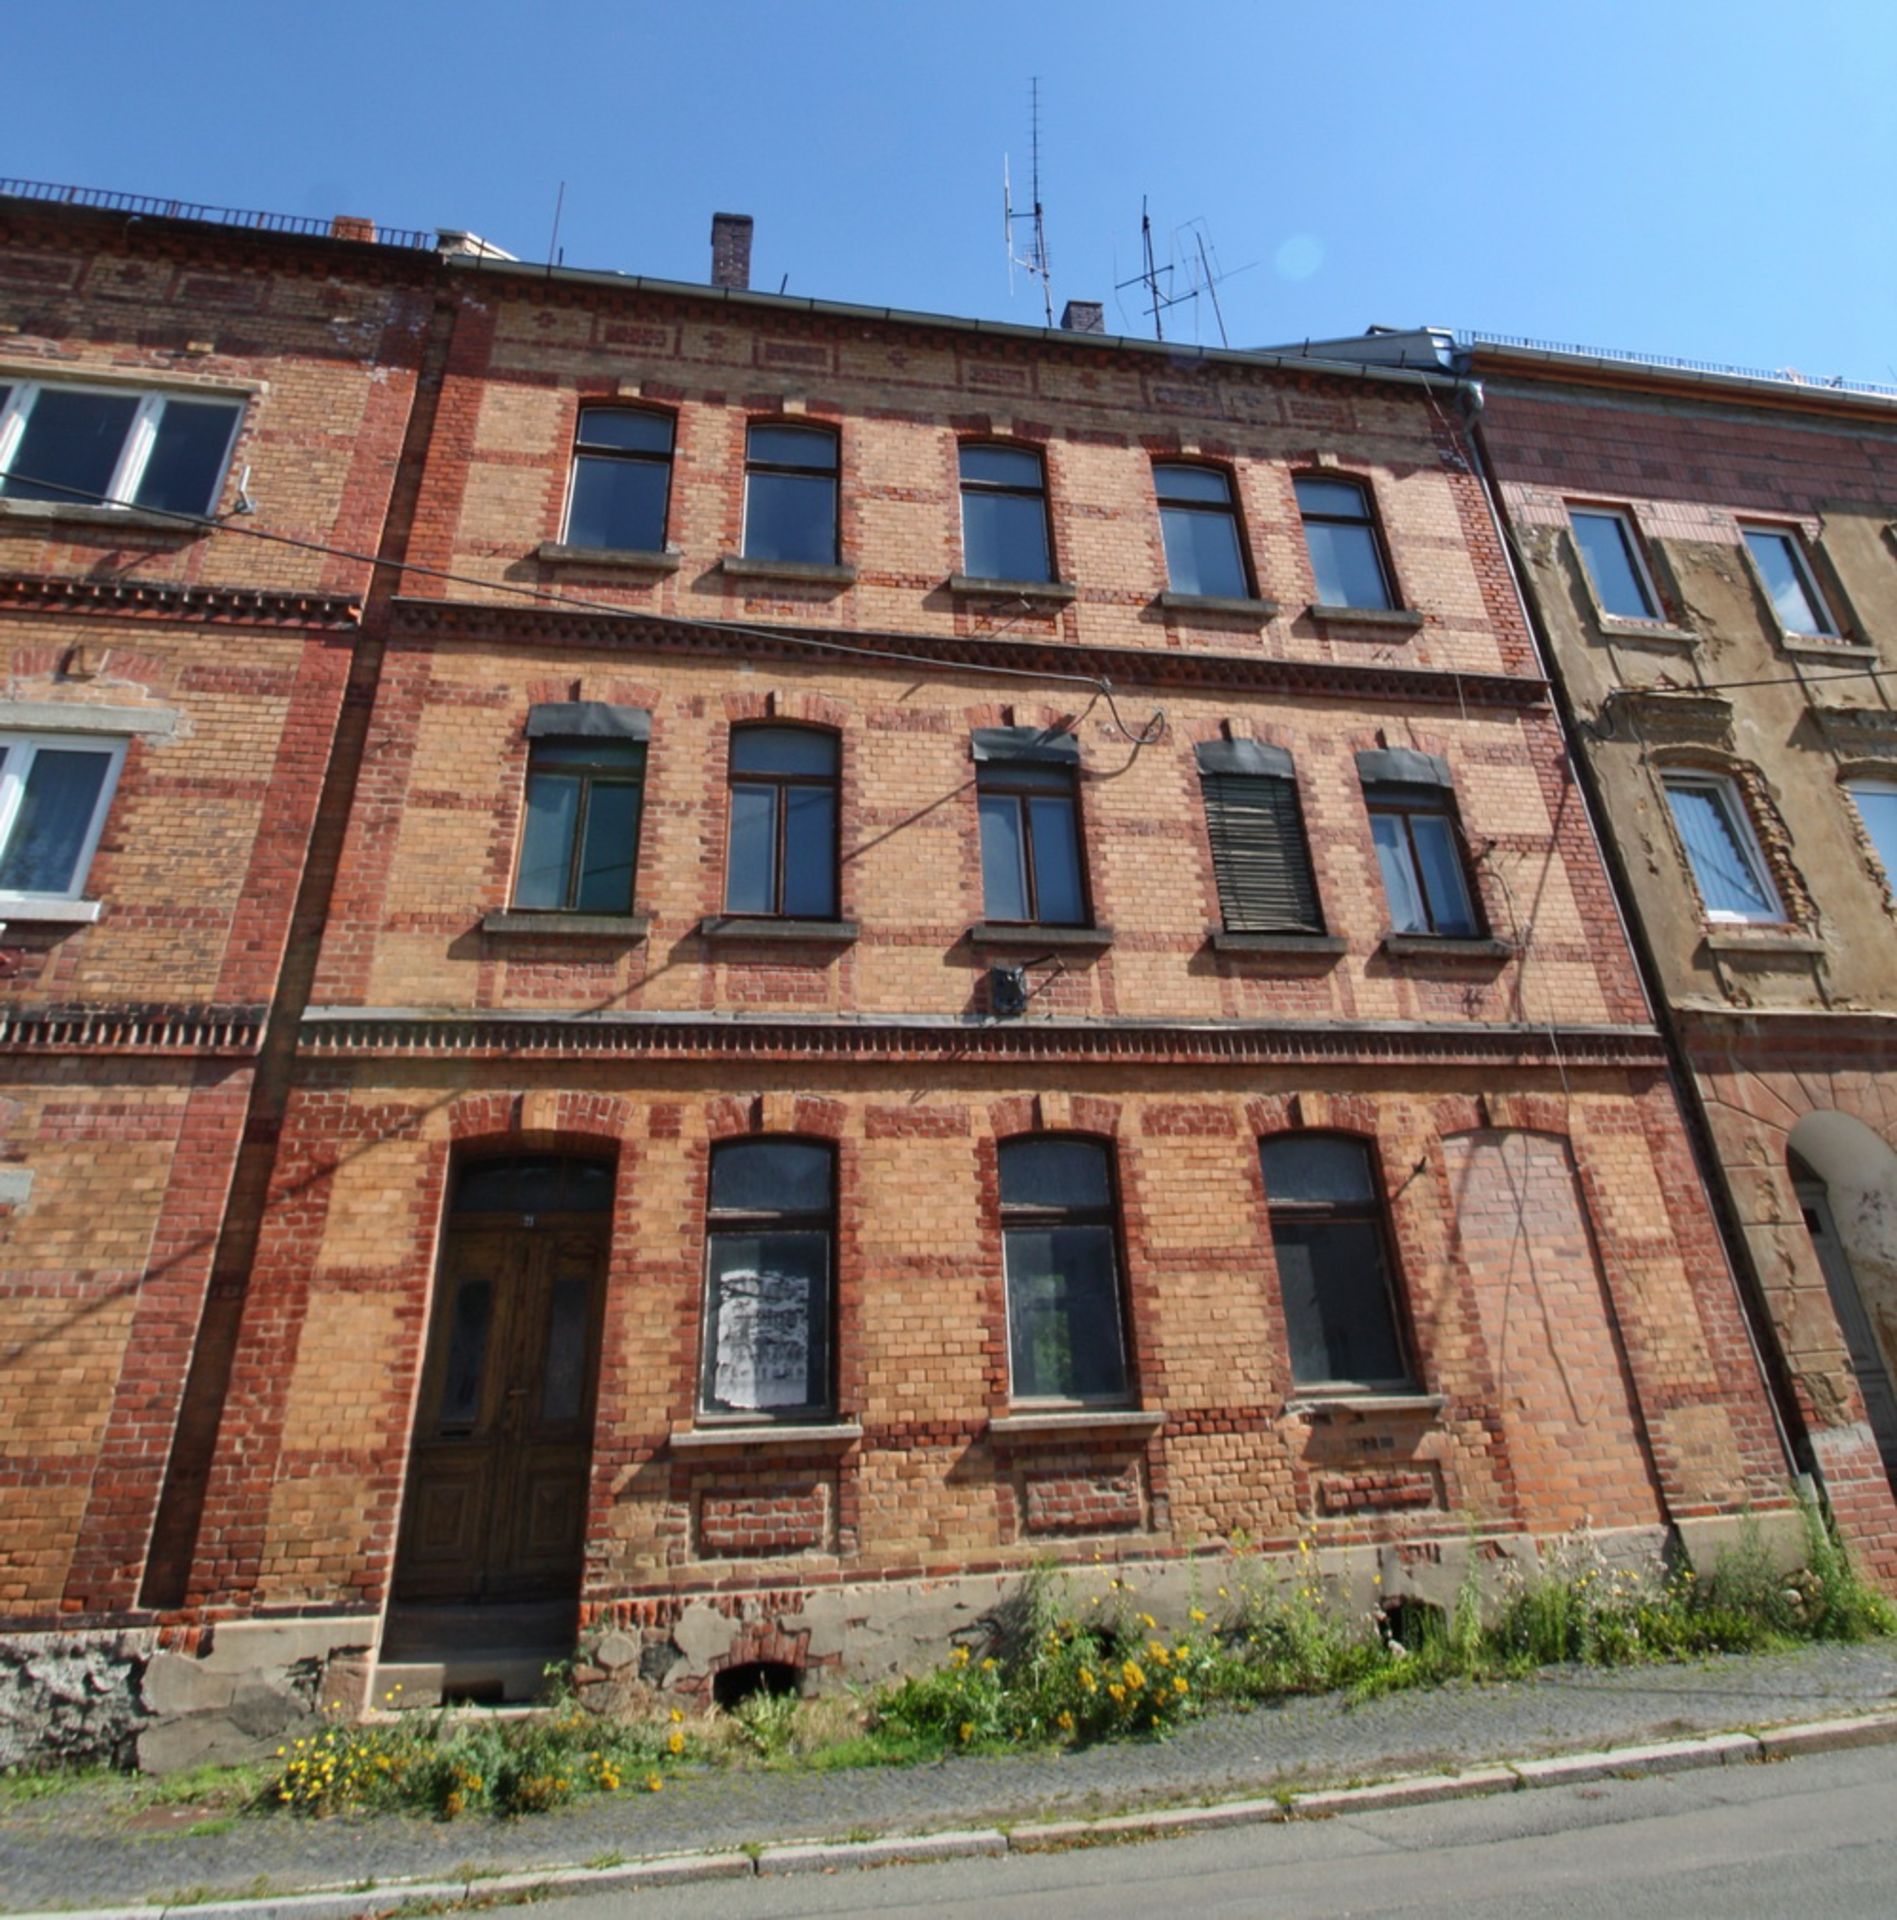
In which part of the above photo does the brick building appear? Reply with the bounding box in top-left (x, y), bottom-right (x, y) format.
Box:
top-left (0, 191), bottom-right (1804, 1763)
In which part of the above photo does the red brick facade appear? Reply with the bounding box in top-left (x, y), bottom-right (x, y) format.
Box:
top-left (0, 199), bottom-right (1809, 1739)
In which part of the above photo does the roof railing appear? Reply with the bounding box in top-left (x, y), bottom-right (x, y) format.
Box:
top-left (1459, 329), bottom-right (1897, 400)
top-left (0, 177), bottom-right (438, 251)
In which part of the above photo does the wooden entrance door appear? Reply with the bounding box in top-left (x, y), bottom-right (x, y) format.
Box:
top-left (394, 1196), bottom-right (609, 1606)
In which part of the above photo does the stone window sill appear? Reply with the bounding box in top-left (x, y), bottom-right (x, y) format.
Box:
top-left (1781, 636), bottom-right (1876, 663)
top-left (1701, 927), bottom-right (1826, 958)
top-left (1598, 614), bottom-right (1699, 647)
top-left (1379, 933), bottom-right (1513, 963)
top-left (535, 542), bottom-right (682, 572)
top-left (1307, 602), bottom-right (1424, 633)
top-left (968, 922), bottom-right (1114, 951)
top-left (698, 914), bottom-right (858, 943)
top-left (988, 1409), bottom-right (1164, 1441)
top-left (0, 498), bottom-right (202, 538)
top-left (1210, 930), bottom-right (1345, 957)
top-left (670, 1422), bottom-right (862, 1452)
top-left (0, 897), bottom-right (104, 925)
top-left (481, 910), bottom-right (650, 940)
top-left (946, 574), bottom-right (1078, 604)
top-left (719, 554), bottom-right (857, 586)
top-left (1155, 591), bottom-right (1280, 621)
top-left (1286, 1392), bottom-right (1445, 1419)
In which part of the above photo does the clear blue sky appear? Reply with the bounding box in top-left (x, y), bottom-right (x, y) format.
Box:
top-left (15, 1), bottom-right (1894, 380)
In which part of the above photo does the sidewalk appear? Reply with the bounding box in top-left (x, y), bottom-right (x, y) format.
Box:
top-left (3, 1642), bottom-right (1895, 1915)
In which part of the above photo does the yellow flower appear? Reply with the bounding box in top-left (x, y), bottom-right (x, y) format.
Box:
top-left (668, 1729), bottom-right (686, 1755)
top-left (959, 1721), bottom-right (975, 1743)
top-left (670, 1707), bottom-right (685, 1722)
top-left (949, 1645), bottom-right (971, 1667)
top-left (1121, 1660), bottom-right (1146, 1691)
top-left (1217, 1587), bottom-right (1229, 1599)
top-left (1108, 1683), bottom-right (1126, 1704)
top-left (1174, 1675), bottom-right (1189, 1694)
top-left (1138, 1612), bottom-right (1156, 1630)
top-left (1189, 1607), bottom-right (1207, 1624)
top-left (980, 1656), bottom-right (997, 1672)
top-left (1056, 1710), bottom-right (1074, 1731)
top-left (646, 1773), bottom-right (663, 1792)
top-left (1078, 1668), bottom-right (1096, 1691)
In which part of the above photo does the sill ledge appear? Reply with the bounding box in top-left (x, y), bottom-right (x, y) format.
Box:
top-left (1598, 614), bottom-right (1699, 646)
top-left (1286, 1393), bottom-right (1446, 1418)
top-left (1379, 933), bottom-right (1513, 962)
top-left (0, 898), bottom-right (105, 925)
top-left (1155, 591), bottom-right (1280, 620)
top-left (670, 1423), bottom-right (862, 1452)
top-left (1782, 636), bottom-right (1876, 663)
top-left (535, 542), bottom-right (681, 571)
top-left (1211, 930), bottom-right (1345, 956)
top-left (719, 554), bottom-right (857, 586)
top-left (1306, 602), bottom-right (1424, 632)
top-left (946, 574), bottom-right (1078, 604)
top-left (698, 914), bottom-right (858, 943)
top-left (0, 498), bottom-right (202, 537)
top-left (481, 910), bottom-right (650, 939)
top-left (988, 1409), bottom-right (1164, 1440)
top-left (968, 922), bottom-right (1113, 951)
top-left (1702, 928), bottom-right (1826, 957)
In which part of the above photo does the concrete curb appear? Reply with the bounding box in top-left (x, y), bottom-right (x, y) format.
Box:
top-left (13, 1709), bottom-right (1897, 1920)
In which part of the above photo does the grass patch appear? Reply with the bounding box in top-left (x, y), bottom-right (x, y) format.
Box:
top-left (0, 1763), bottom-right (114, 1805)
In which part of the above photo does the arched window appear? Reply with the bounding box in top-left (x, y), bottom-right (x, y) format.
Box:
top-left (998, 1137), bottom-right (1130, 1403)
top-left (743, 422), bottom-right (839, 564)
top-left (563, 406), bottom-right (674, 552)
top-left (1155, 463), bottom-right (1249, 599)
top-left (723, 726), bottom-right (840, 918)
top-left (1260, 1134), bottom-right (1412, 1391)
top-left (959, 444), bottom-right (1052, 583)
top-left (700, 1139), bottom-right (836, 1418)
top-left (1294, 474), bottom-right (1394, 611)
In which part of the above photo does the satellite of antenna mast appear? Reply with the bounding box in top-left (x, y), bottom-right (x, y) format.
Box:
top-left (1002, 77), bottom-right (1055, 326)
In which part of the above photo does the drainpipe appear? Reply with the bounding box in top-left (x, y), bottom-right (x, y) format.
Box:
top-left (1451, 370), bottom-right (1809, 1487)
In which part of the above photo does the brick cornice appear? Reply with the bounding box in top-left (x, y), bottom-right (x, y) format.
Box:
top-left (300, 1007), bottom-right (1664, 1072)
top-left (388, 596), bottom-right (1550, 711)
top-left (0, 1001), bottom-right (266, 1056)
top-left (0, 573), bottom-right (362, 631)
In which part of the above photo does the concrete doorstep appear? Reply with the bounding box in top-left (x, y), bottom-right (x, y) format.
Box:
top-left (14, 1708), bottom-right (1897, 1920)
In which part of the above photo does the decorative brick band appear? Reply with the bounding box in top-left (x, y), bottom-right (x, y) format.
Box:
top-left (299, 1008), bottom-right (1668, 1072)
top-left (1023, 1466), bottom-right (1145, 1534)
top-left (1316, 1469), bottom-right (1443, 1515)
top-left (0, 573), bottom-right (362, 631)
top-left (388, 596), bottom-right (1549, 712)
top-left (0, 1002), bottom-right (266, 1056)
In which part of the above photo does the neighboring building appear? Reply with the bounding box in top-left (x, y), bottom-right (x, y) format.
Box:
top-left (0, 189), bottom-right (1803, 1765)
top-left (1463, 336), bottom-right (1897, 1586)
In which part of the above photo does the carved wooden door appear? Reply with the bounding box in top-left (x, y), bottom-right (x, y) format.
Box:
top-left (393, 1214), bottom-right (607, 1604)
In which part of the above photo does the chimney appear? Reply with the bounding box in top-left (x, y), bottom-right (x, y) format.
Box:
top-left (711, 212), bottom-right (753, 291)
top-left (329, 214), bottom-right (376, 245)
top-left (1060, 299), bottom-right (1105, 335)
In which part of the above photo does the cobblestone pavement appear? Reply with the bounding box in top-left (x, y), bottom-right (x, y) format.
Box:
top-left (3, 1645), bottom-right (1895, 1913)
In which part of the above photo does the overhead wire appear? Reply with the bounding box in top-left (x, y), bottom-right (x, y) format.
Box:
top-left (0, 470), bottom-right (1168, 747)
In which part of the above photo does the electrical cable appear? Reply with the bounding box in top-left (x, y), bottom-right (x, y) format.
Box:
top-left (0, 470), bottom-right (1168, 746)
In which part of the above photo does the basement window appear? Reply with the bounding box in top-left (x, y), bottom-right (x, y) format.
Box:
top-left (0, 383), bottom-right (243, 516)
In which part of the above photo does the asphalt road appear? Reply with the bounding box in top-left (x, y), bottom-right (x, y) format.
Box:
top-left (567, 1743), bottom-right (1897, 1918)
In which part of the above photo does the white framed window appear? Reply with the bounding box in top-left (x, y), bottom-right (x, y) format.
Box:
top-left (1740, 524), bottom-right (1838, 638)
top-left (1568, 505), bottom-right (1662, 621)
top-left (1662, 773), bottom-right (1783, 923)
top-left (0, 733), bottom-right (126, 906)
top-left (1845, 779), bottom-right (1897, 887)
top-left (0, 382), bottom-right (243, 517)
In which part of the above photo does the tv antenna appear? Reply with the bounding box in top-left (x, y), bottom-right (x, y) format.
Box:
top-left (1115, 201), bottom-right (1251, 346)
top-left (1003, 77), bottom-right (1055, 326)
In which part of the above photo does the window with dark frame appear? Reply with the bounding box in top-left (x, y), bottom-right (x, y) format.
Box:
top-left (700, 1138), bottom-right (835, 1419)
top-left (1569, 506), bottom-right (1661, 621)
top-left (1741, 525), bottom-right (1838, 637)
top-left (1260, 1134), bottom-right (1413, 1391)
top-left (959, 443), bottom-right (1053, 582)
top-left (724, 726), bottom-right (840, 919)
top-left (0, 382), bottom-right (243, 517)
top-left (1293, 474), bottom-right (1394, 610)
top-left (512, 735), bottom-right (646, 915)
top-left (998, 1137), bottom-right (1131, 1404)
top-left (563, 407), bottom-right (674, 553)
top-left (1196, 739), bottom-right (1323, 933)
top-left (0, 732), bottom-right (126, 901)
top-left (743, 423), bottom-right (839, 565)
top-left (1364, 782), bottom-right (1480, 937)
top-left (977, 756), bottom-right (1087, 926)
top-left (1155, 464), bottom-right (1250, 599)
